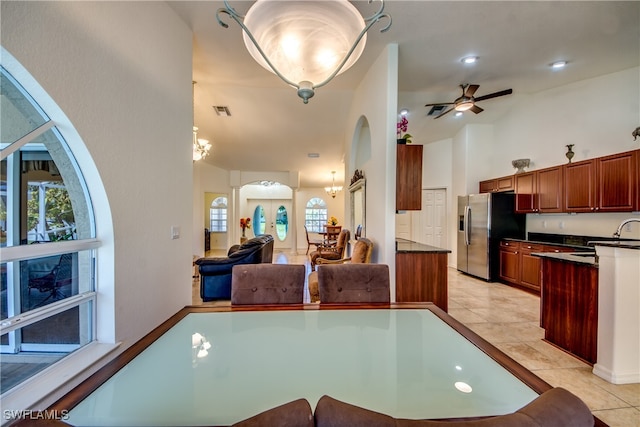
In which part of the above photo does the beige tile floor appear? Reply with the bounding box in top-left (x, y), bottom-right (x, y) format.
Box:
top-left (193, 249), bottom-right (640, 427)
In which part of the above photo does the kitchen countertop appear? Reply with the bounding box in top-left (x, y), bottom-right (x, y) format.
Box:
top-left (396, 238), bottom-right (451, 254)
top-left (589, 240), bottom-right (640, 250)
top-left (531, 251), bottom-right (598, 266)
top-left (503, 237), bottom-right (592, 251)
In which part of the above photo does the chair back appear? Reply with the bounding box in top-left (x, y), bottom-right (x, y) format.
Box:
top-left (335, 229), bottom-right (350, 257)
top-left (325, 225), bottom-right (341, 243)
top-left (355, 224), bottom-right (362, 240)
top-left (350, 238), bottom-right (373, 264)
top-left (318, 264), bottom-right (390, 303)
top-left (231, 264), bottom-right (305, 305)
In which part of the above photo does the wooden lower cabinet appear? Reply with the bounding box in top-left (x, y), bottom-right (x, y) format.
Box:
top-left (499, 240), bottom-right (575, 293)
top-left (396, 251), bottom-right (448, 312)
top-left (540, 258), bottom-right (598, 364)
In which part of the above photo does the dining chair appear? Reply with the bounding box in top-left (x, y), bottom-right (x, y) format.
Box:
top-left (231, 264), bottom-right (305, 305)
top-left (323, 225), bottom-right (342, 245)
top-left (308, 237), bottom-right (373, 302)
top-left (317, 264), bottom-right (390, 304)
top-left (304, 225), bottom-right (323, 255)
top-left (309, 229), bottom-right (350, 271)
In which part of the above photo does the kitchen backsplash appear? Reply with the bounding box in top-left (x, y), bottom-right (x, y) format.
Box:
top-left (526, 212), bottom-right (640, 240)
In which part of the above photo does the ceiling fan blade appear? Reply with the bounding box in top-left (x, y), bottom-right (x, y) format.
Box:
top-left (474, 88), bottom-right (513, 102)
top-left (470, 105), bottom-right (484, 114)
top-left (425, 102), bottom-right (454, 107)
top-left (464, 84), bottom-right (479, 97)
top-left (434, 107), bottom-right (455, 119)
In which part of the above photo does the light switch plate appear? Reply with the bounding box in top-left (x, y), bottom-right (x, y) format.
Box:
top-left (171, 226), bottom-right (180, 239)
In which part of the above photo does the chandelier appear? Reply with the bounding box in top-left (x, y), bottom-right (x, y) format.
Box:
top-left (192, 126), bottom-right (211, 162)
top-left (325, 171), bottom-right (343, 199)
top-left (217, 0), bottom-right (391, 104)
top-left (192, 81), bottom-right (212, 162)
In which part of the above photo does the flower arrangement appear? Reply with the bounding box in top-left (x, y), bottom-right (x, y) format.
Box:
top-left (328, 216), bottom-right (339, 226)
top-left (397, 116), bottom-right (412, 143)
top-left (240, 217), bottom-right (251, 237)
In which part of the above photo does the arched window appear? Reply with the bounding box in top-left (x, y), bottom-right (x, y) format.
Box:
top-left (209, 197), bottom-right (228, 232)
top-left (305, 197), bottom-right (328, 232)
top-left (0, 66), bottom-right (98, 392)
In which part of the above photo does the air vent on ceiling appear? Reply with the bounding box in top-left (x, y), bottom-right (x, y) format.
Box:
top-left (307, 153), bottom-right (320, 158)
top-left (427, 105), bottom-right (448, 116)
top-left (213, 106), bottom-right (231, 117)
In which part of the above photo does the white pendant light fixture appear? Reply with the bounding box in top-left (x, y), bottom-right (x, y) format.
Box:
top-left (217, 0), bottom-right (391, 104)
top-left (192, 81), bottom-right (212, 162)
top-left (325, 171), bottom-right (343, 199)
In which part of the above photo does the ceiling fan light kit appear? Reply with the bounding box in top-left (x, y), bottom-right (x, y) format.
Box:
top-left (216, 0), bottom-right (392, 104)
top-left (425, 83), bottom-right (513, 119)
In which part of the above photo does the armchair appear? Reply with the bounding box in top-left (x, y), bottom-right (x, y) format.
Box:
top-left (195, 234), bottom-right (274, 301)
top-left (309, 229), bottom-right (350, 271)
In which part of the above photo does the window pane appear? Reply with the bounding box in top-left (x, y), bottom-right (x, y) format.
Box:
top-left (305, 198), bottom-right (327, 232)
top-left (275, 205), bottom-right (288, 241)
top-left (0, 300), bottom-right (93, 394)
top-left (209, 197), bottom-right (228, 233)
top-left (1, 68), bottom-right (49, 149)
top-left (253, 206), bottom-right (265, 235)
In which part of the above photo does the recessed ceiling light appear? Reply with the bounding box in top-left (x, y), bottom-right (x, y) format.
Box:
top-left (550, 60), bottom-right (567, 69)
top-left (461, 56), bottom-right (478, 64)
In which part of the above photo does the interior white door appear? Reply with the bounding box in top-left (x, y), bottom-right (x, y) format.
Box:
top-left (414, 189), bottom-right (447, 248)
top-left (247, 199), bottom-right (292, 249)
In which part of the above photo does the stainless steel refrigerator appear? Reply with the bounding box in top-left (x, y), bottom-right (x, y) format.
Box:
top-left (457, 193), bottom-right (526, 281)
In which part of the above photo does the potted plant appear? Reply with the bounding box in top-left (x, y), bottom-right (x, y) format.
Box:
top-left (396, 116), bottom-right (412, 144)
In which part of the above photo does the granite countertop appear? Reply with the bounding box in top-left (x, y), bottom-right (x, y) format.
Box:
top-left (502, 237), bottom-right (591, 251)
top-left (395, 238), bottom-right (451, 254)
top-left (531, 251), bottom-right (599, 266)
top-left (589, 240), bottom-right (640, 250)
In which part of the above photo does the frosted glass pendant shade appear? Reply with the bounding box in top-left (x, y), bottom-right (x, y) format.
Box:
top-left (243, 0), bottom-right (366, 87)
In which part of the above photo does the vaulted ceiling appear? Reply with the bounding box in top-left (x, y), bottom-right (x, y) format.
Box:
top-left (168, 1), bottom-right (639, 188)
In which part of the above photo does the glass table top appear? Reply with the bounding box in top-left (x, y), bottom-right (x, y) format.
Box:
top-left (68, 309), bottom-right (538, 426)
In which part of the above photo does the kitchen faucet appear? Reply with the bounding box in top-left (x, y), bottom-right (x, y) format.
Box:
top-left (613, 218), bottom-right (640, 238)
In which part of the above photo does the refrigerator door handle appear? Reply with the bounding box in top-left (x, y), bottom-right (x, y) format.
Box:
top-left (464, 205), bottom-right (471, 246)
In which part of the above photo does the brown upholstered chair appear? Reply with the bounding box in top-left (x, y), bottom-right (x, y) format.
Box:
top-left (231, 398), bottom-right (314, 427)
top-left (308, 238), bottom-right (374, 302)
top-left (304, 225), bottom-right (323, 255)
top-left (309, 229), bottom-right (350, 271)
top-left (313, 387), bottom-right (595, 427)
top-left (317, 263), bottom-right (390, 304)
top-left (231, 264), bottom-right (305, 305)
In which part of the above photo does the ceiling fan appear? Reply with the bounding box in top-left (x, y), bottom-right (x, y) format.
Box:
top-left (425, 84), bottom-right (513, 119)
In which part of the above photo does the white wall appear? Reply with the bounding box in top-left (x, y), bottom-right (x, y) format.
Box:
top-left (2, 0), bottom-right (193, 351)
top-left (193, 162), bottom-right (230, 254)
top-left (345, 44), bottom-right (399, 298)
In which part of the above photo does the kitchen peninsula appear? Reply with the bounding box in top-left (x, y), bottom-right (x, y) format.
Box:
top-left (395, 239), bottom-right (450, 311)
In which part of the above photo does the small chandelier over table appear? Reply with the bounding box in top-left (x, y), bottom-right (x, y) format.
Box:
top-left (216, 0), bottom-right (392, 104)
top-left (325, 171), bottom-right (343, 199)
top-left (192, 81), bottom-right (212, 162)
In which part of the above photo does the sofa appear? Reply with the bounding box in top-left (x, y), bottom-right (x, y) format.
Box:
top-left (232, 387), bottom-right (595, 427)
top-left (195, 234), bottom-right (274, 301)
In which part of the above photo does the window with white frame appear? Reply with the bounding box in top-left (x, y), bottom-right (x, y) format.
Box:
top-left (305, 197), bottom-right (328, 232)
top-left (0, 65), bottom-right (98, 395)
top-left (209, 196), bottom-right (227, 232)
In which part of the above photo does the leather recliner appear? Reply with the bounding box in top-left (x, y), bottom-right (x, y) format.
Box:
top-left (195, 234), bottom-right (274, 301)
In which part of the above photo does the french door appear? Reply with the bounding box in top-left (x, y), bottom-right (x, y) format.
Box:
top-left (247, 199), bottom-right (292, 250)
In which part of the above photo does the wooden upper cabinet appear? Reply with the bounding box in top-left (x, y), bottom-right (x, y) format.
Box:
top-left (396, 144), bottom-right (423, 210)
top-left (515, 172), bottom-right (536, 213)
top-left (564, 159), bottom-right (597, 212)
top-left (597, 150), bottom-right (637, 212)
top-left (536, 166), bottom-right (563, 213)
top-left (479, 176), bottom-right (514, 193)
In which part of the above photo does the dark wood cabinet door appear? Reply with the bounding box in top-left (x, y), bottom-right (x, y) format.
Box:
top-left (515, 172), bottom-right (537, 213)
top-left (499, 243), bottom-right (520, 284)
top-left (396, 144), bottom-right (423, 210)
top-left (496, 176), bottom-right (514, 192)
top-left (564, 159), bottom-right (597, 212)
top-left (395, 252), bottom-right (448, 311)
top-left (519, 244), bottom-right (543, 292)
top-left (479, 179), bottom-right (496, 193)
top-left (537, 166), bottom-right (563, 213)
top-left (597, 151), bottom-right (637, 212)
